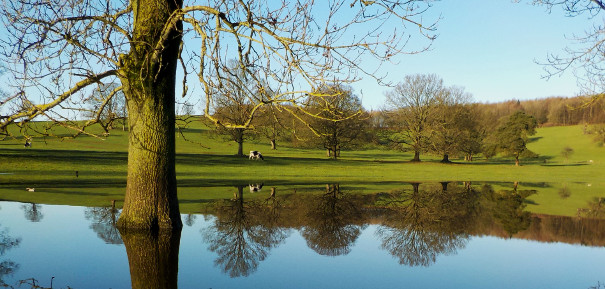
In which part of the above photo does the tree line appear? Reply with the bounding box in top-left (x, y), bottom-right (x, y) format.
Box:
top-left (2, 0), bottom-right (603, 233)
top-left (209, 73), bottom-right (605, 165)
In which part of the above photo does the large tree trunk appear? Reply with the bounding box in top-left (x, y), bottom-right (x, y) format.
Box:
top-left (411, 151), bottom-right (421, 162)
top-left (237, 141), bottom-right (244, 156)
top-left (236, 128), bottom-right (245, 157)
top-left (515, 154), bottom-right (520, 166)
top-left (117, 0), bottom-right (183, 231)
top-left (270, 139), bottom-right (277, 150)
top-left (440, 154), bottom-right (450, 163)
top-left (328, 145), bottom-right (338, 160)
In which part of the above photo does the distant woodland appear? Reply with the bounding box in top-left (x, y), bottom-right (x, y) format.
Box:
top-left (477, 96), bottom-right (605, 126)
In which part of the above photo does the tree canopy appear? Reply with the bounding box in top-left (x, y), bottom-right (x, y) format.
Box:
top-left (494, 111), bottom-right (538, 166)
top-left (0, 0), bottom-right (438, 231)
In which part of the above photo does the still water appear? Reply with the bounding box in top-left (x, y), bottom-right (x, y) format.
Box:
top-left (1, 183), bottom-right (604, 289)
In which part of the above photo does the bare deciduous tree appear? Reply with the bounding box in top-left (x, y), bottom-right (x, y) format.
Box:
top-left (303, 84), bottom-right (369, 159)
top-left (0, 0), bottom-right (437, 231)
top-left (210, 60), bottom-right (261, 157)
top-left (528, 0), bottom-right (605, 102)
top-left (429, 86), bottom-right (472, 163)
top-left (384, 74), bottom-right (443, 162)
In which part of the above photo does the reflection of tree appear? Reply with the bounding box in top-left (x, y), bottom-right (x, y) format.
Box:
top-left (482, 184), bottom-right (535, 237)
top-left (85, 203), bottom-right (122, 245)
top-left (579, 197), bottom-right (605, 219)
top-left (184, 214), bottom-right (197, 227)
top-left (119, 229), bottom-right (180, 289)
top-left (0, 226), bottom-right (21, 285)
top-left (202, 186), bottom-right (289, 277)
top-left (376, 183), bottom-right (478, 267)
top-left (300, 184), bottom-right (367, 257)
top-left (20, 203), bottom-right (43, 222)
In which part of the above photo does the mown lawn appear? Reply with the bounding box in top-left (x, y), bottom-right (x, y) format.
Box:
top-left (0, 121), bottom-right (603, 216)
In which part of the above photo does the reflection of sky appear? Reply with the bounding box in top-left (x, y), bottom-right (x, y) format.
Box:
top-left (1, 201), bottom-right (605, 289)
top-left (1, 202), bottom-right (130, 289)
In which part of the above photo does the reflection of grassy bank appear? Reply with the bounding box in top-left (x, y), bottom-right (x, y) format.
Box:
top-left (0, 123), bottom-right (603, 215)
top-left (0, 181), bottom-right (602, 218)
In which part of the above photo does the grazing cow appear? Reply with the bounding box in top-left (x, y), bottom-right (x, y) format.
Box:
top-left (25, 188), bottom-right (35, 192)
top-left (249, 150), bottom-right (264, 160)
top-left (249, 183), bottom-right (263, 193)
top-left (24, 140), bottom-right (32, 148)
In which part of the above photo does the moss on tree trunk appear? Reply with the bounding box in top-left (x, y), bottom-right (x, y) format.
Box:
top-left (116, 0), bottom-right (183, 231)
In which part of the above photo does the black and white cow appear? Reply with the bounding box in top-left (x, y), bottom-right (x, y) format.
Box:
top-left (24, 140), bottom-right (32, 148)
top-left (249, 150), bottom-right (264, 160)
top-left (249, 183), bottom-right (263, 193)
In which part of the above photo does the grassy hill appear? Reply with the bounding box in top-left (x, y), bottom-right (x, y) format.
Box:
top-left (0, 121), bottom-right (603, 216)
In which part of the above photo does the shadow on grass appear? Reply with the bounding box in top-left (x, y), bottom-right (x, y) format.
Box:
top-left (0, 148), bottom-right (127, 165)
top-left (528, 136), bottom-right (543, 143)
top-left (176, 127), bottom-right (211, 134)
top-left (540, 163), bottom-right (589, 167)
top-left (2, 177), bottom-right (126, 187)
top-left (457, 155), bottom-right (556, 166)
top-left (176, 153), bottom-right (378, 167)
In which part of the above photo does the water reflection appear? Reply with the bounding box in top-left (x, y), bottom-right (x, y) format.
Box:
top-left (201, 185), bottom-right (290, 277)
top-left (482, 184), bottom-right (535, 236)
top-left (300, 184), bottom-right (367, 256)
top-left (581, 197), bottom-right (605, 219)
top-left (184, 214), bottom-right (197, 227)
top-left (85, 201), bottom-right (122, 245)
top-left (119, 229), bottom-right (181, 289)
top-left (376, 182), bottom-right (476, 266)
top-left (20, 203), bottom-right (43, 223)
top-left (0, 224), bottom-right (20, 285)
top-left (2, 181), bottom-right (604, 288)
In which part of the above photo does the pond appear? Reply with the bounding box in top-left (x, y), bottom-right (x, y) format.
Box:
top-left (1, 182), bottom-right (604, 289)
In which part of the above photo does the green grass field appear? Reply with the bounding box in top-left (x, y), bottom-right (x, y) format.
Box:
top-left (0, 120), bottom-right (603, 216)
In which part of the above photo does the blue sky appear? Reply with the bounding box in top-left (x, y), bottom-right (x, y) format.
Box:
top-left (353, 0), bottom-right (598, 110)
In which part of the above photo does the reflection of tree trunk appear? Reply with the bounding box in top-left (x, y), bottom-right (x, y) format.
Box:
top-left (464, 181), bottom-right (472, 191)
top-left (411, 182), bottom-right (420, 194)
top-left (326, 184), bottom-right (340, 196)
top-left (120, 229), bottom-right (181, 289)
top-left (441, 182), bottom-right (449, 192)
top-left (234, 185), bottom-right (245, 200)
top-left (411, 151), bottom-right (421, 162)
top-left (270, 187), bottom-right (276, 198)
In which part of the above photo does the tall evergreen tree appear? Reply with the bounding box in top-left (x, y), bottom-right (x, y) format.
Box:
top-left (494, 111), bottom-right (538, 166)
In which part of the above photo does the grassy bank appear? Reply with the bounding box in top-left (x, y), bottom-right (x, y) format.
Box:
top-left (0, 122), bottom-right (603, 216)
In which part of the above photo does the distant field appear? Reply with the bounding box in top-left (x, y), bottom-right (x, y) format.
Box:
top-left (0, 121), bottom-right (603, 216)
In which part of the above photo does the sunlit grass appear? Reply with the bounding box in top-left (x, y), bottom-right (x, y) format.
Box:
top-left (1, 120), bottom-right (603, 216)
